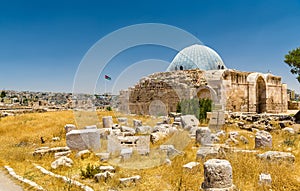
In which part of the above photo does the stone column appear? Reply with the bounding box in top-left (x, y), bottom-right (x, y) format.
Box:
top-left (201, 159), bottom-right (236, 191)
top-left (102, 116), bottom-right (113, 128)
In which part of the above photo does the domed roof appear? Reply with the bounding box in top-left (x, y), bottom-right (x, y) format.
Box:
top-left (167, 44), bottom-right (226, 71)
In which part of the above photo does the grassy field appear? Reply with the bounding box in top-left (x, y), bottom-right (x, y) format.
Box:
top-left (0, 110), bottom-right (300, 190)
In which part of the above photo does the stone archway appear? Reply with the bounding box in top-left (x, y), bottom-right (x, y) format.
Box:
top-left (256, 76), bottom-right (266, 113)
top-left (197, 88), bottom-right (212, 100)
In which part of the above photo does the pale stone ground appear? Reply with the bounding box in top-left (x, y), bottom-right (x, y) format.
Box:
top-left (0, 171), bottom-right (23, 191)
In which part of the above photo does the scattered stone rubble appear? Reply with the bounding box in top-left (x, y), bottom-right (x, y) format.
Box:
top-left (29, 111), bottom-right (298, 190)
top-left (257, 151), bottom-right (295, 163)
top-left (228, 112), bottom-right (296, 132)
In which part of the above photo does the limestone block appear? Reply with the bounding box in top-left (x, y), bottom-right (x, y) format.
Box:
top-left (66, 129), bottom-right (100, 151)
top-left (103, 116), bottom-right (113, 128)
top-left (282, 127), bottom-right (295, 134)
top-left (117, 117), bottom-right (128, 125)
top-left (51, 156), bottom-right (73, 169)
top-left (84, 125), bottom-right (97, 129)
top-left (133, 119), bottom-right (142, 128)
top-left (64, 124), bottom-right (76, 133)
top-left (259, 173), bottom-right (272, 185)
top-left (107, 135), bottom-right (121, 153)
top-left (196, 127), bottom-right (212, 146)
top-left (54, 151), bottom-right (71, 159)
top-left (201, 159), bottom-right (235, 190)
top-left (94, 171), bottom-right (114, 182)
top-left (255, 130), bottom-right (272, 149)
top-left (196, 146), bottom-right (219, 160)
top-left (119, 175), bottom-right (141, 185)
top-left (160, 144), bottom-right (181, 157)
top-left (120, 126), bottom-right (136, 135)
top-left (52, 137), bottom-right (60, 141)
top-left (229, 131), bottom-right (239, 139)
top-left (75, 150), bottom-right (91, 159)
top-left (257, 151), bottom-right (295, 163)
top-left (136, 126), bottom-right (152, 134)
top-left (99, 165), bottom-right (115, 173)
top-left (181, 115), bottom-right (199, 129)
top-left (120, 148), bottom-right (133, 160)
top-left (95, 152), bottom-right (110, 162)
top-left (183, 162), bottom-right (200, 170)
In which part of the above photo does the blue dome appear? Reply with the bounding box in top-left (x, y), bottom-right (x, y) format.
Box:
top-left (167, 44), bottom-right (226, 71)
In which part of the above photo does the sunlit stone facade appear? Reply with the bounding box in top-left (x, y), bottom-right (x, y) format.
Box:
top-left (119, 44), bottom-right (287, 114)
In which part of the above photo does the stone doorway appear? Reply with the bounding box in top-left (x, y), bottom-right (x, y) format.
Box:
top-left (197, 88), bottom-right (212, 100)
top-left (256, 77), bottom-right (266, 113)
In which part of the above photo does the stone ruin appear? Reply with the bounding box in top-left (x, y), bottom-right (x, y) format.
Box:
top-left (119, 68), bottom-right (288, 115)
top-left (201, 159), bottom-right (236, 191)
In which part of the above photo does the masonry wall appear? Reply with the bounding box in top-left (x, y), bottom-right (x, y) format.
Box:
top-left (119, 69), bottom-right (288, 115)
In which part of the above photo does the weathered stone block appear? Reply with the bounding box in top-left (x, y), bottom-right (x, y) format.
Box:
top-left (255, 130), bottom-right (272, 149)
top-left (103, 116), bottom-right (113, 128)
top-left (133, 119), bottom-right (142, 128)
top-left (181, 115), bottom-right (199, 129)
top-left (64, 124), bottom-right (76, 133)
top-left (51, 156), bottom-right (73, 169)
top-left (201, 159), bottom-right (235, 190)
top-left (66, 129), bottom-right (100, 151)
top-left (196, 127), bottom-right (212, 146)
top-left (117, 117), bottom-right (128, 125)
top-left (257, 151), bottom-right (295, 163)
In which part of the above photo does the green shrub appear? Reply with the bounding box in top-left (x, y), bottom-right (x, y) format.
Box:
top-left (177, 98), bottom-right (212, 122)
top-left (80, 163), bottom-right (101, 179)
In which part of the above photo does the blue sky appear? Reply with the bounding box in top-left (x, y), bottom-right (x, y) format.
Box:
top-left (1, 0), bottom-right (300, 93)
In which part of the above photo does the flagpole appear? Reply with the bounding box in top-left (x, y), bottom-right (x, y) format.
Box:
top-left (105, 79), bottom-right (107, 95)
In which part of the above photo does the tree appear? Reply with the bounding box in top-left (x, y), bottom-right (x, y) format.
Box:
top-left (284, 47), bottom-right (300, 83)
top-left (0, 91), bottom-right (6, 98)
top-left (177, 98), bottom-right (212, 122)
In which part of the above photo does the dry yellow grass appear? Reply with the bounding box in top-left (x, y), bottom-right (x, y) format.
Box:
top-left (0, 111), bottom-right (300, 190)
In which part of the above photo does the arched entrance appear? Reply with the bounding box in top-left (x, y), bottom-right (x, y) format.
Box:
top-left (256, 77), bottom-right (266, 113)
top-left (197, 88), bottom-right (212, 100)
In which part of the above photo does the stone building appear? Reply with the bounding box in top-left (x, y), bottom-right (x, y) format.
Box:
top-left (119, 44), bottom-right (287, 115)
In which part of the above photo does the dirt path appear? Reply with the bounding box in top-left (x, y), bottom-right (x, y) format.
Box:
top-left (0, 171), bottom-right (23, 191)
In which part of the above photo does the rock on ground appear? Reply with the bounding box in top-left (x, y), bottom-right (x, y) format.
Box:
top-left (51, 156), bottom-right (73, 169)
top-left (66, 129), bottom-right (100, 151)
top-left (257, 151), bottom-right (295, 163)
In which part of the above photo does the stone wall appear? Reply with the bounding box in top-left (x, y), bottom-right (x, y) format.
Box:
top-left (288, 101), bottom-right (300, 110)
top-left (119, 69), bottom-right (288, 115)
top-left (120, 70), bottom-right (206, 115)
